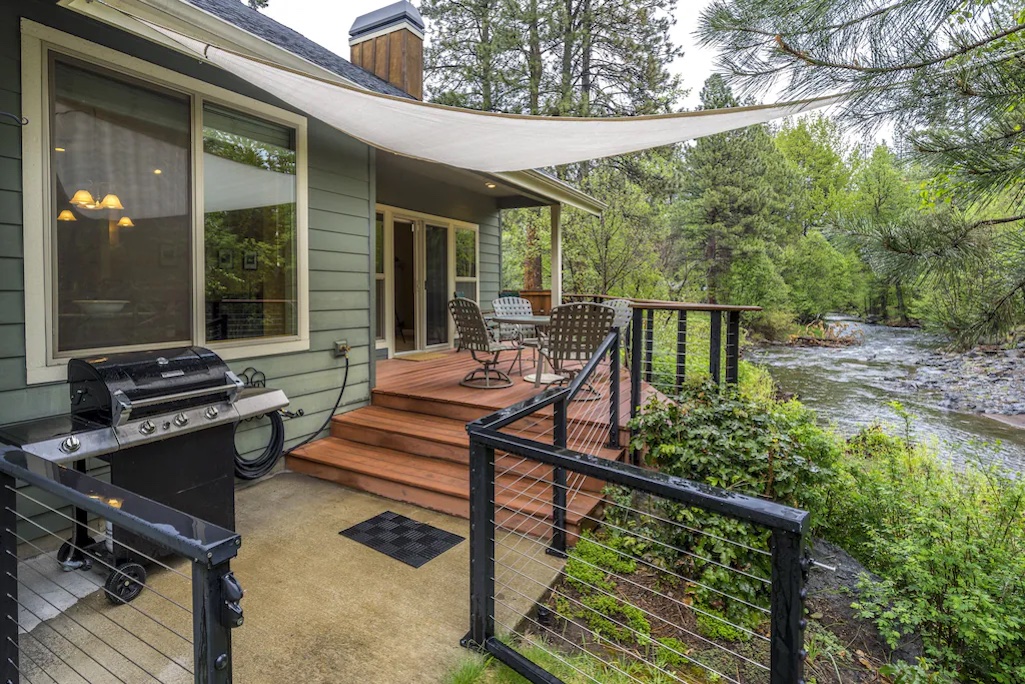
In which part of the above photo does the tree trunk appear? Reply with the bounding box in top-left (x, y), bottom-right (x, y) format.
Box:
top-left (524, 214), bottom-right (543, 290)
top-left (894, 281), bottom-right (909, 325)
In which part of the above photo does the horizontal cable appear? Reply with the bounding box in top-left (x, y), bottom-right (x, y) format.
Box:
top-left (491, 618), bottom-right (604, 684)
top-left (490, 482), bottom-right (771, 612)
top-left (10, 552), bottom-right (192, 673)
top-left (493, 537), bottom-right (769, 671)
top-left (8, 512), bottom-right (194, 616)
top-left (9, 593), bottom-right (132, 684)
top-left (494, 597), bottom-right (700, 684)
top-left (494, 530), bottom-right (769, 642)
top-left (495, 567), bottom-right (751, 682)
top-left (10, 614), bottom-right (95, 684)
top-left (10, 487), bottom-right (192, 582)
top-left (9, 530), bottom-right (193, 645)
top-left (12, 569), bottom-right (172, 683)
top-left (9, 639), bottom-right (59, 684)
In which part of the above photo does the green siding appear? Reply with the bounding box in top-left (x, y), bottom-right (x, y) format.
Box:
top-left (0, 1), bottom-right (379, 540)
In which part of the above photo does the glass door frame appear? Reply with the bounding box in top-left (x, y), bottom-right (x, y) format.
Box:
top-left (374, 204), bottom-right (479, 357)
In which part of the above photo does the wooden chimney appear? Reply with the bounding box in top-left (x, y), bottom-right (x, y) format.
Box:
top-left (349, 1), bottom-right (425, 100)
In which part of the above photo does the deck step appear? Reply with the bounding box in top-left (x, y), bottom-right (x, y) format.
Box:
top-left (287, 437), bottom-right (601, 538)
top-left (331, 405), bottom-right (623, 482)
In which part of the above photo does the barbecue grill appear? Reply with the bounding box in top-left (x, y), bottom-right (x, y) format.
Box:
top-left (0, 346), bottom-right (288, 603)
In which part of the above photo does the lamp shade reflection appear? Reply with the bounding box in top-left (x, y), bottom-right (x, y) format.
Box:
top-left (69, 189), bottom-right (96, 207)
top-left (100, 194), bottom-right (124, 210)
top-left (116, 216), bottom-right (135, 228)
top-left (57, 209), bottom-right (77, 222)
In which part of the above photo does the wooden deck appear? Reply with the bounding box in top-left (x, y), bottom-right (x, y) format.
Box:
top-left (288, 350), bottom-right (656, 534)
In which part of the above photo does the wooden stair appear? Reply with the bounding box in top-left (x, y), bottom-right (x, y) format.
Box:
top-left (287, 395), bottom-right (627, 539)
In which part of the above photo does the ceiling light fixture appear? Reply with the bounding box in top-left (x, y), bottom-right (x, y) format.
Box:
top-left (69, 189), bottom-right (96, 207)
top-left (99, 194), bottom-right (124, 210)
top-left (485, 182), bottom-right (497, 189)
top-left (153, 169), bottom-right (162, 175)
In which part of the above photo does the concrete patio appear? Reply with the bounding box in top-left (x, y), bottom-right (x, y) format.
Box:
top-left (16, 472), bottom-right (563, 683)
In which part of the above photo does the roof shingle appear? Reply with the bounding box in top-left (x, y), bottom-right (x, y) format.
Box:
top-left (183, 0), bottom-right (412, 98)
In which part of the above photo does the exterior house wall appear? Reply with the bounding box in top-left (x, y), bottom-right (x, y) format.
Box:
top-left (0, 2), bottom-right (375, 463)
top-left (376, 171), bottom-right (502, 308)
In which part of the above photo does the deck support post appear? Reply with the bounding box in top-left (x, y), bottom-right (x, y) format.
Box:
top-left (629, 307), bottom-right (643, 466)
top-left (550, 204), bottom-right (562, 309)
top-left (0, 472), bottom-right (17, 684)
top-left (464, 440), bottom-right (496, 650)
top-left (770, 527), bottom-right (808, 684)
top-left (549, 399), bottom-right (568, 557)
top-left (726, 311), bottom-right (740, 386)
top-left (709, 311), bottom-right (722, 386)
top-left (609, 331), bottom-right (620, 448)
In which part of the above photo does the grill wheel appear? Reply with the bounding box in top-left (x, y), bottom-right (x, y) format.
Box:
top-left (105, 562), bottom-right (147, 605)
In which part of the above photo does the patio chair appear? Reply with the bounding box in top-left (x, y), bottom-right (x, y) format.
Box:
top-left (537, 302), bottom-right (616, 395)
top-left (492, 296), bottom-right (542, 375)
top-left (606, 298), bottom-right (633, 333)
top-left (448, 298), bottom-right (516, 389)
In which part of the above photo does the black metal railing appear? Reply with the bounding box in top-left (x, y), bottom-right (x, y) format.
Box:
top-left (0, 447), bottom-right (244, 684)
top-left (463, 330), bottom-right (810, 684)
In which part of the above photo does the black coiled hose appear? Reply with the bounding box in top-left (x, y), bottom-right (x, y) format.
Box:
top-left (233, 355), bottom-right (350, 480)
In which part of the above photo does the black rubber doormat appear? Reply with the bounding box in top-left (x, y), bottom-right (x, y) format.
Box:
top-left (339, 511), bottom-right (465, 568)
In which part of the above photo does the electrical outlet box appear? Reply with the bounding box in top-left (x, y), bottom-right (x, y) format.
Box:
top-left (333, 340), bottom-right (350, 358)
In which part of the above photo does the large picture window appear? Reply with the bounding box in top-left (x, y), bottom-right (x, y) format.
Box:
top-left (23, 25), bottom-right (309, 381)
top-left (51, 60), bottom-right (192, 353)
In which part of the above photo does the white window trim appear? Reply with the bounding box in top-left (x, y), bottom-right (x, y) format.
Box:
top-left (374, 204), bottom-right (478, 356)
top-left (21, 20), bottom-right (310, 384)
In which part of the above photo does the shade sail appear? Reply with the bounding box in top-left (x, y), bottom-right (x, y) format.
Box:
top-left (151, 23), bottom-right (837, 174)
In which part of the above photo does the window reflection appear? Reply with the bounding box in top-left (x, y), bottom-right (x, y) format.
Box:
top-left (203, 105), bottom-right (298, 342)
top-left (51, 60), bottom-right (192, 354)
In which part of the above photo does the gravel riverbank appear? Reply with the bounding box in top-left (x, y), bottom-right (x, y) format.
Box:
top-left (910, 343), bottom-right (1025, 416)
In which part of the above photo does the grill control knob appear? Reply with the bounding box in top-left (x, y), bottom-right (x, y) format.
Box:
top-left (205, 407), bottom-right (219, 420)
top-left (140, 420), bottom-right (156, 435)
top-left (173, 413), bottom-right (189, 428)
top-left (60, 436), bottom-right (81, 454)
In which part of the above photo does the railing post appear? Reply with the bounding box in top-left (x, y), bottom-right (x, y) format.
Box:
top-left (630, 307), bottom-right (643, 466)
top-left (549, 399), bottom-right (568, 557)
top-left (726, 310), bottom-right (740, 386)
top-left (676, 310), bottom-right (687, 394)
top-left (193, 559), bottom-right (242, 684)
top-left (709, 311), bottom-right (722, 386)
top-left (770, 527), bottom-right (808, 684)
top-left (465, 439), bottom-right (496, 650)
top-left (609, 331), bottom-right (620, 448)
top-left (0, 472), bottom-right (18, 684)
top-left (644, 309), bottom-right (654, 384)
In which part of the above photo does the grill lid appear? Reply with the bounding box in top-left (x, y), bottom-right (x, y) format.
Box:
top-left (69, 347), bottom-right (243, 426)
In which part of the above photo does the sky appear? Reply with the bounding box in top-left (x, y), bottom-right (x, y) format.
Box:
top-left (263, 0), bottom-right (719, 109)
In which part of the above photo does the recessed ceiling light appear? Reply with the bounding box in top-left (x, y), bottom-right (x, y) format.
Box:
top-left (485, 182), bottom-right (497, 189)
top-left (153, 169), bottom-right (162, 175)
top-left (54, 147), bottom-right (65, 152)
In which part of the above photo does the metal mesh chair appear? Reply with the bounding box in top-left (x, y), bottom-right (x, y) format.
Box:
top-left (538, 302), bottom-right (616, 394)
top-left (449, 298), bottom-right (516, 389)
top-left (607, 299), bottom-right (633, 332)
top-left (492, 296), bottom-right (542, 375)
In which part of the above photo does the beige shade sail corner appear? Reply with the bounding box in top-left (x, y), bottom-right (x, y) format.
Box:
top-left (149, 23), bottom-right (838, 174)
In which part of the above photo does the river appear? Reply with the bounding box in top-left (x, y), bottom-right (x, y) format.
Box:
top-left (749, 321), bottom-right (1025, 472)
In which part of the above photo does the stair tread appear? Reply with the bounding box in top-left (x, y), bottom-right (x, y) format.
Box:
top-left (290, 437), bottom-right (599, 521)
top-left (333, 405), bottom-right (623, 462)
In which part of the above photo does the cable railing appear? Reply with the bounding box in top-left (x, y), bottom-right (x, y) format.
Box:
top-left (464, 328), bottom-right (810, 684)
top-left (0, 447), bottom-right (244, 684)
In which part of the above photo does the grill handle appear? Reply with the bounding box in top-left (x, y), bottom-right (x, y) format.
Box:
top-left (112, 373), bottom-right (245, 427)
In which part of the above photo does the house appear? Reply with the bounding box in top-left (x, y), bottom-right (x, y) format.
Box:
top-left (0, 0), bottom-right (604, 470)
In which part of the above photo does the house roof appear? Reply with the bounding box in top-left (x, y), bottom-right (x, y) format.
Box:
top-left (182, 0), bottom-right (412, 98)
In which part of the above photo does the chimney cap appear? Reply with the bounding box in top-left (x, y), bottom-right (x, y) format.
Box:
top-left (350, 2), bottom-right (425, 41)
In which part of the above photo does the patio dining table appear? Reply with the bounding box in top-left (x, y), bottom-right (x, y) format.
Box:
top-left (488, 313), bottom-right (562, 385)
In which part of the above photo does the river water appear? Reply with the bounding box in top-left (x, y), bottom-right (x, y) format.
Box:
top-left (749, 321), bottom-right (1025, 472)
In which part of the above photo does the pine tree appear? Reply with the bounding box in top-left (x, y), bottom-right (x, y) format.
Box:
top-left (675, 75), bottom-right (790, 303)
